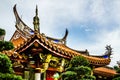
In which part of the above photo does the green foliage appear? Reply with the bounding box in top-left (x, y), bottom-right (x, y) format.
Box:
top-left (61, 71), bottom-right (77, 80)
top-left (0, 41), bottom-right (14, 51)
top-left (61, 56), bottom-right (96, 80)
top-left (0, 28), bottom-right (5, 36)
top-left (112, 66), bottom-right (120, 80)
top-left (70, 56), bottom-right (89, 67)
top-left (0, 73), bottom-right (22, 80)
top-left (112, 77), bottom-right (120, 80)
top-left (117, 69), bottom-right (120, 73)
top-left (0, 34), bottom-right (22, 79)
top-left (114, 66), bottom-right (119, 71)
top-left (114, 74), bottom-right (120, 78)
top-left (0, 53), bottom-right (23, 80)
top-left (81, 75), bottom-right (96, 80)
top-left (0, 53), bottom-right (13, 73)
top-left (74, 66), bottom-right (91, 76)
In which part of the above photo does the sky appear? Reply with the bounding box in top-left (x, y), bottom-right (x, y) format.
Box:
top-left (0, 0), bottom-right (120, 67)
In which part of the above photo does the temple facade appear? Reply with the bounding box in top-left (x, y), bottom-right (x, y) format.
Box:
top-left (2, 5), bottom-right (118, 80)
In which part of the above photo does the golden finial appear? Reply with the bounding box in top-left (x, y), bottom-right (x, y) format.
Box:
top-left (33, 5), bottom-right (40, 33)
top-left (36, 5), bottom-right (38, 16)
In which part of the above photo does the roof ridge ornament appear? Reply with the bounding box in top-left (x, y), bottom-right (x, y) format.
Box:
top-left (13, 4), bottom-right (34, 38)
top-left (104, 45), bottom-right (112, 58)
top-left (33, 5), bottom-right (40, 34)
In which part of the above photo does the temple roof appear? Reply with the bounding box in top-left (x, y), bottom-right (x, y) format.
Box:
top-left (93, 67), bottom-right (117, 77)
top-left (11, 32), bottom-right (111, 66)
top-left (10, 5), bottom-right (111, 67)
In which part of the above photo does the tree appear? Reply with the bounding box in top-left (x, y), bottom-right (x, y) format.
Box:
top-left (0, 28), bottom-right (5, 36)
top-left (0, 28), bottom-right (5, 40)
top-left (0, 28), bottom-right (14, 51)
top-left (61, 56), bottom-right (96, 80)
top-left (112, 66), bottom-right (120, 80)
top-left (0, 53), bottom-right (22, 80)
top-left (113, 66), bottom-right (119, 71)
top-left (0, 53), bottom-right (13, 73)
top-left (70, 56), bottom-right (89, 67)
top-left (0, 41), bottom-right (14, 51)
top-left (0, 28), bottom-right (22, 80)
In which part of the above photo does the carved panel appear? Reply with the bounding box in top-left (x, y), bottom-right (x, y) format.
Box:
top-left (13, 32), bottom-right (21, 40)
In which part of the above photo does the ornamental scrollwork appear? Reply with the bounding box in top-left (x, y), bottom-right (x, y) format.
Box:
top-left (49, 57), bottom-right (61, 68)
top-left (39, 53), bottom-right (47, 62)
top-left (13, 32), bottom-right (20, 40)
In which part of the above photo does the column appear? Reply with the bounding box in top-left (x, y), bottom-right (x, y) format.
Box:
top-left (24, 68), bottom-right (29, 80)
top-left (24, 70), bottom-right (29, 80)
top-left (58, 58), bottom-right (65, 72)
top-left (35, 68), bottom-right (41, 80)
top-left (43, 71), bottom-right (46, 80)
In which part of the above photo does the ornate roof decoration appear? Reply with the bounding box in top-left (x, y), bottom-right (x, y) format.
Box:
top-left (13, 5), bottom-right (34, 38)
top-left (92, 45), bottom-right (113, 59)
top-left (13, 5), bottom-right (68, 45)
top-left (14, 33), bottom-right (111, 66)
top-left (11, 5), bottom-right (112, 67)
top-left (10, 30), bottom-right (27, 48)
top-left (46, 29), bottom-right (68, 44)
top-left (33, 5), bottom-right (40, 33)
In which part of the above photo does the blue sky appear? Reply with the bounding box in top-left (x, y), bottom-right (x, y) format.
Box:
top-left (0, 0), bottom-right (120, 67)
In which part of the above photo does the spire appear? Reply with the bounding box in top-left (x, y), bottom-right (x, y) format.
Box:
top-left (36, 5), bottom-right (38, 16)
top-left (33, 5), bottom-right (40, 33)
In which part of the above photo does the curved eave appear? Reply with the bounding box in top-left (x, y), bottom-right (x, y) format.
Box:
top-left (15, 33), bottom-right (111, 66)
top-left (46, 29), bottom-right (68, 42)
top-left (16, 34), bottom-right (71, 59)
top-left (13, 5), bottom-right (28, 28)
top-left (13, 4), bottom-right (34, 38)
top-left (93, 67), bottom-right (117, 77)
top-left (85, 56), bottom-right (111, 66)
